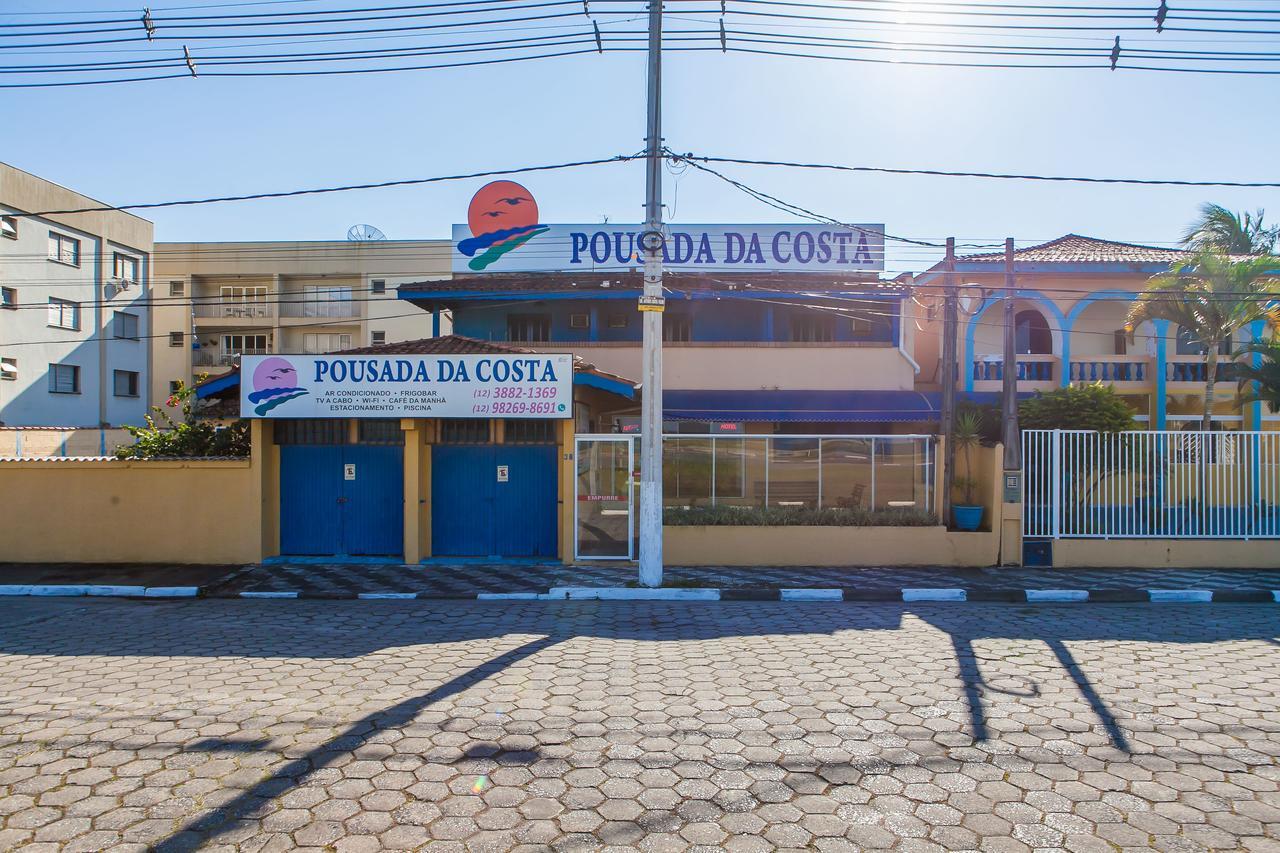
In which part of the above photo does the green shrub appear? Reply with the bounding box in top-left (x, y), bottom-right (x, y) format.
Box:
top-left (1018, 383), bottom-right (1135, 433)
top-left (663, 505), bottom-right (938, 527)
top-left (115, 378), bottom-right (250, 459)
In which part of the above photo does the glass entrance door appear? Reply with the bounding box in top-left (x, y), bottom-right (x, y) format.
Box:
top-left (575, 436), bottom-right (634, 560)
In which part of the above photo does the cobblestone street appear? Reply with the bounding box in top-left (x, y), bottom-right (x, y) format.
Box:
top-left (0, 599), bottom-right (1277, 852)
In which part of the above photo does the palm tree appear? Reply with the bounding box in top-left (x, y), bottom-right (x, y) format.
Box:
top-left (1182, 203), bottom-right (1279, 255)
top-left (1127, 250), bottom-right (1280, 430)
top-left (1234, 337), bottom-right (1280, 414)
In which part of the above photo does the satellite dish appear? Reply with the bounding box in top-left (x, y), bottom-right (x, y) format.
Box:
top-left (347, 224), bottom-right (386, 242)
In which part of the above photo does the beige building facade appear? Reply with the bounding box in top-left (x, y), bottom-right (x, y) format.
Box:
top-left (151, 240), bottom-right (452, 403)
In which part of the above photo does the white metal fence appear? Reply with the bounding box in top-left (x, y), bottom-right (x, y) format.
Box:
top-left (1023, 429), bottom-right (1280, 539)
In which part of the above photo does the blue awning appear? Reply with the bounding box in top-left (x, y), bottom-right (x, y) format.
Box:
top-left (663, 390), bottom-right (941, 423)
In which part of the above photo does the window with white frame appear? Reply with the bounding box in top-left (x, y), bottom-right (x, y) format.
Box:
top-left (219, 285), bottom-right (269, 317)
top-left (48, 232), bottom-right (80, 266)
top-left (113, 253), bottom-right (139, 284)
top-left (371, 330), bottom-right (386, 346)
top-left (371, 279), bottom-right (386, 294)
top-left (303, 333), bottom-right (352, 353)
top-left (0, 357), bottom-right (16, 380)
top-left (169, 280), bottom-right (185, 297)
top-left (303, 285), bottom-right (354, 318)
top-left (113, 369), bottom-right (139, 397)
top-left (1, 287), bottom-right (15, 309)
top-left (48, 363), bottom-right (79, 394)
top-left (0, 215), bottom-right (16, 240)
top-left (114, 311), bottom-right (140, 340)
top-left (47, 297), bottom-right (80, 330)
top-left (169, 331), bottom-right (184, 347)
top-left (221, 334), bottom-right (269, 361)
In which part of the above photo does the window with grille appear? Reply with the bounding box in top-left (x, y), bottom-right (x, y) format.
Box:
top-left (48, 232), bottom-right (80, 266)
top-left (169, 280), bottom-right (185, 297)
top-left (49, 363), bottom-right (79, 394)
top-left (113, 370), bottom-right (139, 397)
top-left (169, 331), bottom-right (184, 347)
top-left (607, 313), bottom-right (628, 329)
top-left (113, 253), bottom-right (139, 283)
top-left (303, 333), bottom-right (352, 354)
top-left (371, 331), bottom-right (386, 346)
top-left (371, 279), bottom-right (386, 294)
top-left (274, 419), bottom-right (347, 445)
top-left (358, 419), bottom-right (404, 444)
top-left (507, 314), bottom-right (550, 342)
top-left (569, 313), bottom-right (590, 330)
top-left (114, 311), bottom-right (139, 340)
top-left (663, 313), bottom-right (691, 342)
top-left (504, 419), bottom-right (556, 444)
top-left (47, 298), bottom-right (79, 330)
top-left (791, 314), bottom-right (835, 342)
top-left (439, 419), bottom-right (491, 444)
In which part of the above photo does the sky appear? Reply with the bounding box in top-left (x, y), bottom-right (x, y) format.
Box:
top-left (2, 0), bottom-right (1279, 274)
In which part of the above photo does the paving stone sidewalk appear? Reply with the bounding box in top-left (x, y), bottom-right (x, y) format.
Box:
top-left (0, 598), bottom-right (1277, 852)
top-left (207, 562), bottom-right (1280, 599)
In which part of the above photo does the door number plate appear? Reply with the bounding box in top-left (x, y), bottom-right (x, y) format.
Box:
top-left (344, 463), bottom-right (356, 481)
top-left (496, 465), bottom-right (509, 483)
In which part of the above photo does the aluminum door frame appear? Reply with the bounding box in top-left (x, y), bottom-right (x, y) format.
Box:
top-left (574, 434), bottom-right (636, 561)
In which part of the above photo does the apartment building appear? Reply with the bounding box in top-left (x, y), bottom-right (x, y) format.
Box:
top-left (151, 239), bottom-right (452, 403)
top-left (910, 234), bottom-right (1277, 430)
top-left (0, 162), bottom-right (153, 429)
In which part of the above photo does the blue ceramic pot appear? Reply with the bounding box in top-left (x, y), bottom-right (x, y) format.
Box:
top-left (952, 505), bottom-right (983, 531)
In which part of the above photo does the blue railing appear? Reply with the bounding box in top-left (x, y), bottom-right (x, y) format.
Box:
top-left (971, 359), bottom-right (1055, 382)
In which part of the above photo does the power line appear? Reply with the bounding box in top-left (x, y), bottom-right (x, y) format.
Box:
top-left (12, 154), bottom-right (639, 216)
top-left (676, 152), bottom-right (1280, 188)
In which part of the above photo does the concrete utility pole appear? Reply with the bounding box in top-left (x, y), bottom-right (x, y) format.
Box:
top-left (637, 0), bottom-right (665, 588)
top-left (940, 238), bottom-right (957, 527)
top-left (1001, 238), bottom-right (1021, 472)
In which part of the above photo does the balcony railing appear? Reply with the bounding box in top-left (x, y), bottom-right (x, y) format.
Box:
top-left (193, 347), bottom-right (269, 367)
top-left (1166, 356), bottom-right (1235, 383)
top-left (971, 355), bottom-right (1056, 382)
top-left (279, 299), bottom-right (359, 319)
top-left (193, 300), bottom-right (274, 319)
top-left (1069, 356), bottom-right (1149, 383)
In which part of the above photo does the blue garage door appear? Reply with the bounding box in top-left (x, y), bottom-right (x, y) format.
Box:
top-left (431, 444), bottom-right (558, 558)
top-left (280, 444), bottom-right (404, 557)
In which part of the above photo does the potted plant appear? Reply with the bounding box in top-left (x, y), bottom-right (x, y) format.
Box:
top-left (951, 409), bottom-right (984, 531)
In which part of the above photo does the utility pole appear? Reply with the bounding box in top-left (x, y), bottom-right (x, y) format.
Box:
top-left (637, 0), bottom-right (665, 588)
top-left (940, 237), bottom-right (957, 527)
top-left (1001, 238), bottom-right (1021, 479)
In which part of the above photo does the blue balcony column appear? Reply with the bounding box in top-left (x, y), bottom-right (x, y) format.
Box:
top-left (589, 305), bottom-right (600, 342)
top-left (1153, 319), bottom-right (1169, 429)
top-left (1059, 315), bottom-right (1074, 387)
top-left (763, 305), bottom-right (775, 342)
top-left (432, 309), bottom-right (441, 338)
top-left (1247, 319), bottom-right (1266, 430)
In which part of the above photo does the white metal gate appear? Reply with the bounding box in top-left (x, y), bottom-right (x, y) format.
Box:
top-left (1022, 429), bottom-right (1280, 539)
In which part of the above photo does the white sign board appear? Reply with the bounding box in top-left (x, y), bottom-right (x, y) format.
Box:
top-left (496, 465), bottom-right (509, 483)
top-left (343, 464), bottom-right (356, 480)
top-left (451, 223), bottom-right (885, 275)
top-left (240, 353), bottom-right (573, 419)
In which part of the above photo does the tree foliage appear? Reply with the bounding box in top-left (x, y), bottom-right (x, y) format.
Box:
top-left (1126, 250), bottom-right (1280, 430)
top-left (115, 379), bottom-right (250, 459)
top-left (1018, 383), bottom-right (1135, 433)
top-left (1235, 337), bottom-right (1280, 414)
top-left (1182, 202), bottom-right (1279, 255)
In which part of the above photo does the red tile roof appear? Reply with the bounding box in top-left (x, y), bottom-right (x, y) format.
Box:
top-left (958, 234), bottom-right (1187, 265)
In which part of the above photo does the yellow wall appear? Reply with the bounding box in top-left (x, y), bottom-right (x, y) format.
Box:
top-left (0, 457), bottom-right (262, 564)
top-left (1053, 538), bottom-right (1280, 569)
top-left (664, 525), bottom-right (998, 567)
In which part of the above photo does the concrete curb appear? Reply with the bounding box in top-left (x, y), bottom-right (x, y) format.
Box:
top-left (3, 585), bottom-right (1279, 603)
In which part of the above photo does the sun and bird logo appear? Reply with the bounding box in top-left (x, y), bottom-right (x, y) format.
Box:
top-left (455, 180), bottom-right (547, 271)
top-left (248, 357), bottom-right (308, 416)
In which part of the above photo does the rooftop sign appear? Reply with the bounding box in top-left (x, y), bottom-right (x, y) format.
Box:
top-left (241, 354), bottom-right (573, 419)
top-left (452, 181), bottom-right (884, 274)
